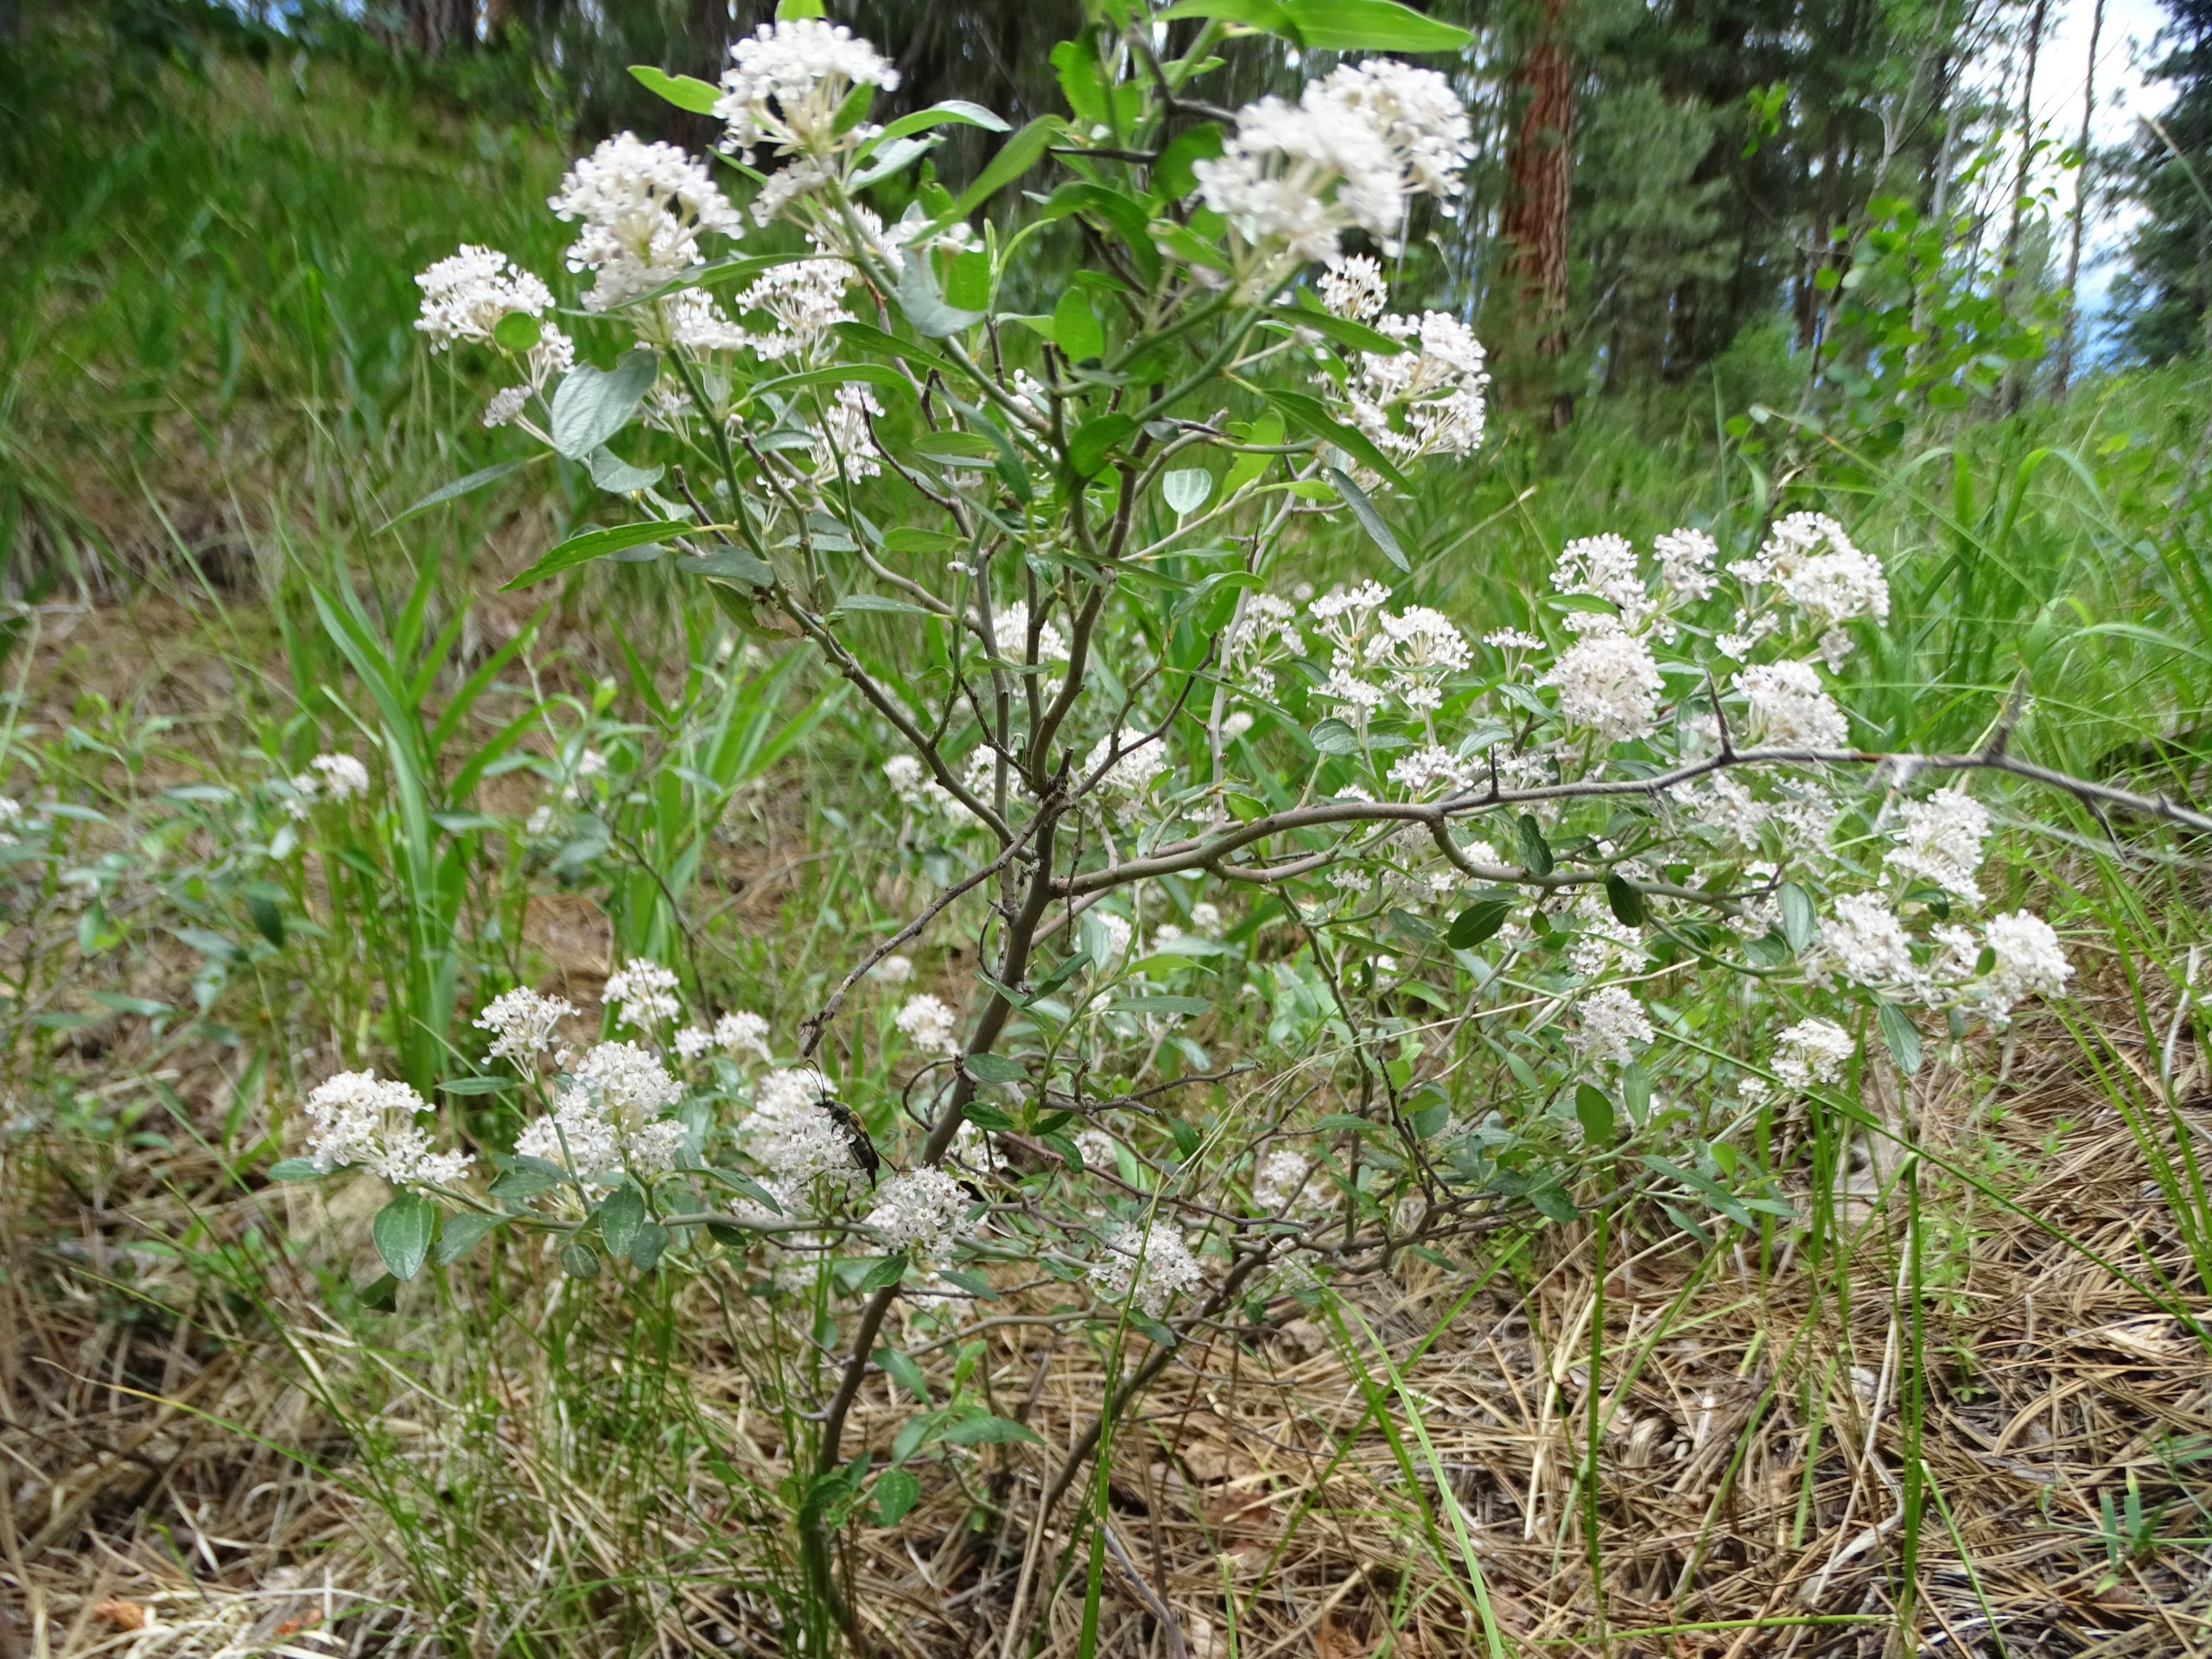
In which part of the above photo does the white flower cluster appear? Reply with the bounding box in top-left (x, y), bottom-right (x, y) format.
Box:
top-left (1772, 1017), bottom-right (1853, 1089)
top-left (1308, 583), bottom-right (1472, 720)
top-left (894, 993), bottom-right (961, 1057)
top-left (1736, 661), bottom-right (1851, 749)
top-left (865, 1166), bottom-right (975, 1261)
top-left (745, 1065), bottom-right (859, 1198)
top-left (1569, 986), bottom-right (1654, 1065)
top-left (1251, 1148), bottom-right (1313, 1214)
top-left (717, 19), bottom-right (900, 183)
top-left (1194, 59), bottom-right (1471, 275)
top-left (1341, 309), bottom-right (1488, 465)
top-left (476, 988), bottom-right (576, 1067)
top-left (603, 958), bottom-right (682, 1030)
top-left (302, 1071), bottom-right (474, 1188)
top-left (1082, 730), bottom-right (1169, 822)
top-left (548, 132), bottom-right (742, 312)
top-left (517, 1039), bottom-right (686, 1179)
top-left (1732, 512), bottom-right (1891, 634)
top-left (1885, 791), bottom-right (1991, 904)
top-left (288, 753), bottom-right (371, 817)
top-left (1090, 1220), bottom-right (1205, 1317)
top-left (1544, 629), bottom-right (1663, 743)
top-left (414, 245), bottom-right (553, 347)
top-left (992, 601), bottom-right (1071, 664)
top-left (1980, 910), bottom-right (2075, 1021)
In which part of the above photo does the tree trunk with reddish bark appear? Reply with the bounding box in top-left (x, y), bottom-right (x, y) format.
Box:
top-left (1501, 0), bottom-right (1575, 429)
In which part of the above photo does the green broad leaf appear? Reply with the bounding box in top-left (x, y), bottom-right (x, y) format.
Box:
top-left (849, 135), bottom-right (941, 190)
top-left (1068, 413), bottom-right (1136, 477)
top-left (874, 1346), bottom-right (931, 1402)
top-left (175, 925), bottom-right (243, 962)
top-left (629, 65), bottom-right (721, 113)
top-left (963, 1052), bottom-right (1027, 1084)
top-left (1265, 388), bottom-right (1414, 493)
top-left (909, 429), bottom-right (1001, 462)
top-left (490, 1159), bottom-right (569, 1198)
top-left (832, 594), bottom-right (934, 619)
top-left (676, 543), bottom-right (777, 588)
top-left (90, 991), bottom-right (175, 1015)
top-left (492, 309), bottom-right (542, 352)
top-left (245, 890), bottom-right (285, 950)
top-left (1109, 995), bottom-right (1214, 1016)
top-left (1779, 882), bottom-right (1817, 953)
top-left (596, 1185), bottom-right (647, 1258)
top-left (1447, 899), bottom-right (1510, 949)
top-left (549, 349), bottom-right (659, 461)
top-left (1310, 716), bottom-right (1361, 755)
top-left (1162, 467), bottom-right (1212, 515)
top-left (372, 1193), bottom-right (435, 1282)
top-left (560, 1240), bottom-right (602, 1279)
top-left (1604, 874), bottom-right (1645, 927)
top-left (1325, 466), bottom-right (1408, 571)
top-left (873, 1466), bottom-right (921, 1524)
top-left (1053, 288), bottom-right (1104, 362)
top-left (1157, 0), bottom-right (1290, 27)
top-left (1279, 302), bottom-right (1408, 357)
top-left (856, 1253), bottom-right (912, 1292)
top-left (883, 526), bottom-right (963, 555)
top-left (869, 99), bottom-right (1010, 150)
top-left (942, 1413), bottom-right (1043, 1446)
top-left (439, 1075), bottom-right (513, 1096)
top-left (1515, 813), bottom-right (1554, 877)
top-left (1575, 1083), bottom-right (1616, 1145)
top-left (832, 321), bottom-right (959, 378)
top-left (946, 249), bottom-right (993, 313)
top-left (1526, 1179), bottom-right (1578, 1224)
top-left (268, 1157), bottom-right (324, 1181)
top-left (1152, 122), bottom-right (1224, 202)
top-left (832, 79), bottom-right (877, 137)
top-left (1622, 1062), bottom-right (1652, 1124)
top-left (1280, 0), bottom-right (1472, 49)
top-left (435, 1211), bottom-right (505, 1265)
top-left (750, 363), bottom-right (911, 402)
top-left (628, 1219), bottom-right (671, 1271)
top-left (707, 1166), bottom-right (784, 1215)
top-left (1641, 1154), bottom-right (1754, 1228)
top-left (895, 255), bottom-right (986, 337)
top-left (587, 446), bottom-right (664, 493)
top-left (963, 1103), bottom-right (1017, 1132)
top-left (947, 116), bottom-right (1061, 222)
top-left (504, 520), bottom-right (679, 591)
top-left (776, 0), bottom-right (823, 18)
top-left (1876, 1001), bottom-right (1923, 1076)
top-left (377, 460), bottom-right (537, 535)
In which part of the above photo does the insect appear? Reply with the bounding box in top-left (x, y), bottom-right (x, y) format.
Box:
top-left (817, 1095), bottom-right (880, 1185)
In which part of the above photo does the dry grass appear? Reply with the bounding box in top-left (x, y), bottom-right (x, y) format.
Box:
top-left (7, 965), bottom-right (2211, 1657)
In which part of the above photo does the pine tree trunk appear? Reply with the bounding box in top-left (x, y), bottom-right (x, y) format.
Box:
top-left (1501, 0), bottom-right (1575, 429)
top-left (2055, 0), bottom-right (2107, 393)
top-left (1999, 0), bottom-right (2051, 413)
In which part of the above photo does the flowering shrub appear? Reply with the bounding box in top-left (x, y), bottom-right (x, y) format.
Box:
top-left (283, 1), bottom-right (2210, 1641)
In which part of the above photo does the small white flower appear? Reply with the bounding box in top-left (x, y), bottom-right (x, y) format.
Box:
top-left (874, 954), bottom-right (915, 986)
top-left (1980, 910), bottom-right (2073, 1021)
top-left (867, 1166), bottom-right (976, 1261)
top-left (1090, 1220), bottom-right (1205, 1316)
top-left (475, 988), bottom-right (576, 1066)
top-left (1773, 1017), bottom-right (1853, 1089)
top-left (1484, 627), bottom-right (1545, 652)
top-left (1736, 660), bottom-right (1850, 749)
top-left (1543, 629), bottom-right (1662, 742)
top-left (1569, 986), bottom-right (1653, 1065)
top-left (604, 958), bottom-right (683, 1030)
top-left (714, 1009), bottom-right (774, 1063)
top-left (894, 993), bottom-right (962, 1058)
top-left (303, 1071), bottom-right (473, 1189)
top-left (287, 753), bottom-right (371, 817)
top-left (1252, 1148), bottom-right (1313, 1213)
top-left (716, 18), bottom-right (902, 166)
top-left (1817, 893), bottom-right (1918, 991)
top-left (1885, 791), bottom-right (1990, 905)
top-left (1319, 253), bottom-right (1389, 321)
top-left (548, 132), bottom-right (741, 313)
top-left (414, 245), bottom-right (553, 347)
top-left (1190, 901), bottom-right (1224, 936)
top-left (675, 1027), bottom-right (716, 1063)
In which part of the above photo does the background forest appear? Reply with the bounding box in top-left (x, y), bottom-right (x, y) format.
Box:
top-left (5, 0), bottom-right (2212, 1656)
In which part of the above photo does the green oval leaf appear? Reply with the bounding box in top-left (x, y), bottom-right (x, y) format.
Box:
top-left (504, 520), bottom-right (682, 591)
top-left (372, 1193), bottom-right (435, 1282)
